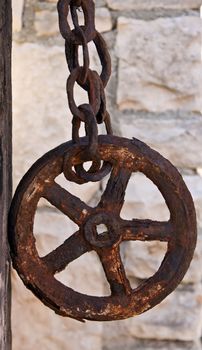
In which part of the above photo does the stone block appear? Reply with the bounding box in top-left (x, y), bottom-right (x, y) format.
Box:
top-left (95, 7), bottom-right (112, 33)
top-left (123, 230), bottom-right (202, 285)
top-left (36, 234), bottom-right (107, 296)
top-left (12, 209), bottom-right (105, 349)
top-left (116, 17), bottom-right (202, 112)
top-left (197, 169), bottom-right (202, 177)
top-left (35, 10), bottom-right (59, 37)
top-left (13, 0), bottom-right (24, 32)
top-left (103, 284), bottom-right (202, 342)
top-left (120, 172), bottom-right (170, 222)
top-left (78, 6), bottom-right (112, 33)
top-left (129, 284), bottom-right (202, 341)
top-left (118, 113), bottom-right (202, 169)
top-left (103, 339), bottom-right (202, 350)
top-left (96, 0), bottom-right (107, 6)
top-left (45, 0), bottom-right (106, 4)
top-left (106, 0), bottom-right (202, 10)
top-left (34, 209), bottom-right (78, 240)
top-left (12, 42), bottom-right (99, 201)
top-left (102, 172), bottom-right (202, 284)
top-left (120, 173), bottom-right (202, 226)
top-left (118, 173), bottom-right (202, 285)
top-left (12, 269), bottom-right (103, 350)
top-left (185, 175), bottom-right (202, 228)
top-left (35, 7), bottom-right (111, 37)
top-left (12, 42), bottom-right (69, 187)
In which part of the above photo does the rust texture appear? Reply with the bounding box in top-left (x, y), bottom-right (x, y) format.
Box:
top-left (8, 0), bottom-right (197, 322)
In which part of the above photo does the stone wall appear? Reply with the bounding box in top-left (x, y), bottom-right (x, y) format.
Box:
top-left (12, 0), bottom-right (202, 349)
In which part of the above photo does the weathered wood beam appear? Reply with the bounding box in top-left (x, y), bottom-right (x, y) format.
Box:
top-left (0, 0), bottom-right (12, 348)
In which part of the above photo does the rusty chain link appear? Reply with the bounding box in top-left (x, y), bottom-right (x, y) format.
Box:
top-left (57, 0), bottom-right (112, 183)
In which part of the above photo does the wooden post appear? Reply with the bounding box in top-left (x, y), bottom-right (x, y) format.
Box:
top-left (0, 0), bottom-right (12, 349)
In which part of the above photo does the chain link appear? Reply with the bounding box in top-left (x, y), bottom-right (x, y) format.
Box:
top-left (57, 0), bottom-right (113, 183)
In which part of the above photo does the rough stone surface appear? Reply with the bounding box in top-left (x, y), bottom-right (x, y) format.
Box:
top-left (35, 10), bottom-right (59, 37)
top-left (12, 42), bottom-right (97, 190)
top-left (12, 0), bottom-right (24, 32)
top-left (35, 221), bottom-right (108, 296)
top-left (103, 340), bottom-right (202, 350)
top-left (12, 208), bottom-right (202, 346)
top-left (120, 172), bottom-right (169, 222)
top-left (34, 209), bottom-right (78, 240)
top-left (116, 16), bottom-right (202, 112)
top-left (12, 271), bottom-right (103, 350)
top-left (184, 176), bottom-right (202, 228)
top-left (197, 169), bottom-right (202, 177)
top-left (34, 7), bottom-right (112, 37)
top-left (12, 209), bottom-right (105, 349)
top-left (118, 113), bottom-right (202, 169)
top-left (12, 42), bottom-right (68, 187)
top-left (95, 7), bottom-right (112, 33)
top-left (118, 173), bottom-right (202, 285)
top-left (119, 173), bottom-right (202, 226)
top-left (106, 0), bottom-right (202, 10)
top-left (130, 284), bottom-right (202, 341)
top-left (123, 230), bottom-right (202, 285)
top-left (99, 173), bottom-right (202, 285)
top-left (45, 0), bottom-right (107, 6)
top-left (103, 284), bottom-right (202, 342)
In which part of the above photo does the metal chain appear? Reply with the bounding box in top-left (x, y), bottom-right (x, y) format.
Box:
top-left (57, 0), bottom-right (113, 183)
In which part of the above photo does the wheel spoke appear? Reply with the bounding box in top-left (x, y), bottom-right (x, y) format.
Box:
top-left (43, 182), bottom-right (92, 225)
top-left (98, 166), bottom-right (132, 214)
top-left (42, 230), bottom-right (91, 274)
top-left (98, 246), bottom-right (132, 296)
top-left (121, 219), bottom-right (173, 242)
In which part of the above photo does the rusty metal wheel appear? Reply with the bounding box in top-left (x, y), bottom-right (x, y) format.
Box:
top-left (8, 135), bottom-right (197, 321)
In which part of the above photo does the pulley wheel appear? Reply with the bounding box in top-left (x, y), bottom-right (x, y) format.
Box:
top-left (8, 135), bottom-right (197, 322)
